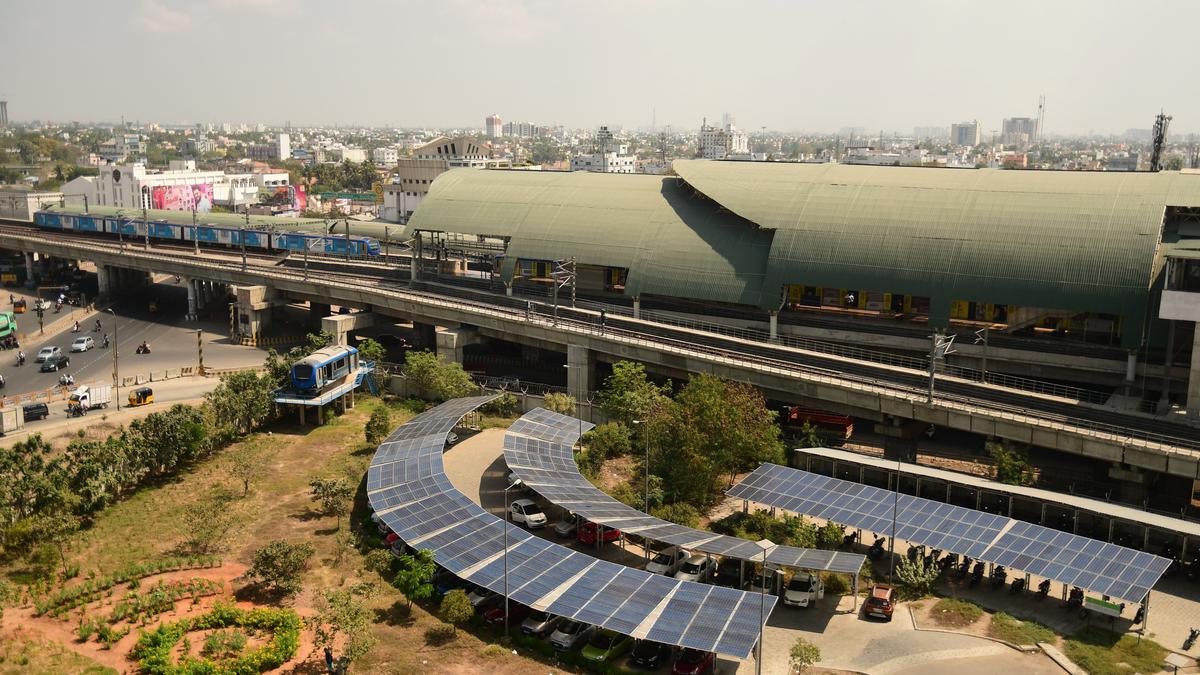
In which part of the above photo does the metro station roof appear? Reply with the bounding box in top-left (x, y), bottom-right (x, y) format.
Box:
top-left (407, 163), bottom-right (1200, 329)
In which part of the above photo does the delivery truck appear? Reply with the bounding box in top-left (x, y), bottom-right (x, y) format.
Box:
top-left (67, 384), bottom-right (112, 417)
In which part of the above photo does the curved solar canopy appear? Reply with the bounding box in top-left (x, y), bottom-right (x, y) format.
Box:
top-left (367, 397), bottom-right (774, 659)
top-left (505, 408), bottom-right (866, 574)
top-left (728, 463), bottom-right (1171, 604)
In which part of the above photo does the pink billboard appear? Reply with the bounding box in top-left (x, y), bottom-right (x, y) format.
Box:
top-left (151, 183), bottom-right (214, 212)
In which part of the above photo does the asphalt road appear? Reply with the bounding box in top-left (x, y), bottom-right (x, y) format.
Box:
top-left (1, 281), bottom-right (269, 395)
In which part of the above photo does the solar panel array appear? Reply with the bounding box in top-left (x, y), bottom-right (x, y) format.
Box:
top-left (504, 409), bottom-right (866, 575)
top-left (367, 397), bottom-right (773, 659)
top-left (727, 464), bottom-right (1171, 603)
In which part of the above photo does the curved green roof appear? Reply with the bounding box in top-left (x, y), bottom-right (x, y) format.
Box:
top-left (406, 169), bottom-right (772, 306)
top-left (673, 160), bottom-right (1200, 324)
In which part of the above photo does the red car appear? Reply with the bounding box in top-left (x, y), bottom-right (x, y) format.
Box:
top-left (673, 648), bottom-right (714, 675)
top-left (484, 602), bottom-right (531, 626)
top-left (577, 522), bottom-right (621, 546)
top-left (863, 584), bottom-right (895, 621)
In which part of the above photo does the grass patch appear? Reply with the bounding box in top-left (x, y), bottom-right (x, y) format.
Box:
top-left (1062, 627), bottom-right (1166, 675)
top-left (928, 597), bottom-right (984, 628)
top-left (0, 635), bottom-right (117, 674)
top-left (987, 612), bottom-right (1056, 646)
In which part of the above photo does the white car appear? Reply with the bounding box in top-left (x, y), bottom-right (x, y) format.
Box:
top-left (509, 499), bottom-right (547, 528)
top-left (645, 547), bottom-right (688, 576)
top-left (70, 336), bottom-right (94, 352)
top-left (674, 554), bottom-right (714, 582)
top-left (750, 568), bottom-right (783, 595)
top-left (782, 572), bottom-right (825, 608)
top-left (445, 431), bottom-right (460, 445)
top-left (520, 609), bottom-right (562, 637)
top-left (35, 346), bottom-right (61, 363)
top-left (548, 619), bottom-right (595, 651)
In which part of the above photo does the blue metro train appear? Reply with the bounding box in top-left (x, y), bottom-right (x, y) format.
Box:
top-left (33, 210), bottom-right (381, 257)
top-left (290, 345), bottom-right (360, 393)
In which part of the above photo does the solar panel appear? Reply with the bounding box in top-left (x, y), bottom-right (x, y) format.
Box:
top-left (505, 409), bottom-right (867, 579)
top-left (728, 464), bottom-right (1171, 602)
top-left (366, 397), bottom-right (770, 660)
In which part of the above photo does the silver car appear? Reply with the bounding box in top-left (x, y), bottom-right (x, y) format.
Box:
top-left (520, 609), bottom-right (562, 637)
top-left (548, 619), bottom-right (595, 651)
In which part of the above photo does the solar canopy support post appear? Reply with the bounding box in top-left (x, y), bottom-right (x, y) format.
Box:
top-left (755, 539), bottom-right (774, 675)
top-left (853, 571), bottom-right (859, 611)
top-left (503, 479), bottom-right (519, 641)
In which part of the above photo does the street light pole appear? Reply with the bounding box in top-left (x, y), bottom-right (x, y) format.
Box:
top-left (755, 538), bottom-right (774, 675)
top-left (107, 308), bottom-right (119, 411)
top-left (503, 479), bottom-right (519, 640)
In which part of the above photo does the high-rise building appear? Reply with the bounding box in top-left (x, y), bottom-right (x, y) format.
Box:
top-left (698, 119), bottom-right (749, 160)
top-left (485, 114), bottom-right (502, 138)
top-left (1001, 117), bottom-right (1038, 147)
top-left (502, 121), bottom-right (541, 139)
top-left (950, 121), bottom-right (981, 147)
top-left (913, 126), bottom-right (948, 140)
top-left (0, 101), bottom-right (8, 128)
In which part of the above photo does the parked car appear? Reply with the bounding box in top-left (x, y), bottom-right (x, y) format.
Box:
top-left (520, 609), bottom-right (562, 637)
top-left (715, 558), bottom-right (747, 588)
top-left (445, 431), bottom-right (460, 445)
top-left (22, 402), bottom-right (49, 422)
top-left (672, 648), bottom-right (715, 675)
top-left (580, 628), bottom-right (632, 662)
top-left (40, 354), bottom-right (70, 372)
top-left (467, 586), bottom-right (501, 609)
top-left (510, 499), bottom-right (548, 528)
top-left (674, 555), bottom-right (714, 582)
top-left (645, 547), bottom-right (689, 576)
top-left (748, 568), bottom-right (783, 595)
top-left (629, 640), bottom-right (673, 670)
top-left (782, 572), bottom-right (825, 608)
top-left (577, 521), bottom-right (620, 546)
top-left (485, 602), bottom-right (531, 626)
top-left (548, 619), bottom-right (595, 651)
top-left (863, 584), bottom-right (896, 621)
top-left (35, 346), bottom-right (61, 363)
top-left (433, 572), bottom-right (469, 596)
top-left (554, 512), bottom-right (580, 538)
top-left (70, 336), bottom-right (94, 352)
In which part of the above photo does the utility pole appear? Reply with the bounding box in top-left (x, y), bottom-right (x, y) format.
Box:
top-left (927, 331), bottom-right (956, 403)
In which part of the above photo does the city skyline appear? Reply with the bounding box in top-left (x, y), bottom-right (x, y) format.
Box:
top-left (2, 0), bottom-right (1199, 135)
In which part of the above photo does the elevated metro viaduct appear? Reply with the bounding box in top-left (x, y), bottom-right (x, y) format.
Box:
top-left (404, 161), bottom-right (1200, 418)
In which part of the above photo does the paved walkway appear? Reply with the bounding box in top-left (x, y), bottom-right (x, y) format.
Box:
top-left (442, 427), bottom-right (1063, 675)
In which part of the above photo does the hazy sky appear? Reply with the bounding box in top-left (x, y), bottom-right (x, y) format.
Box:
top-left (3, 0), bottom-right (1198, 135)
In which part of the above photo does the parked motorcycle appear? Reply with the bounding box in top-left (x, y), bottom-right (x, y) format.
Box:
top-left (1009, 578), bottom-right (1025, 595)
top-left (1036, 579), bottom-right (1051, 599)
top-left (868, 536), bottom-right (886, 561)
top-left (1067, 586), bottom-right (1084, 610)
top-left (969, 562), bottom-right (985, 588)
top-left (991, 566), bottom-right (1008, 590)
top-left (1184, 627), bottom-right (1198, 651)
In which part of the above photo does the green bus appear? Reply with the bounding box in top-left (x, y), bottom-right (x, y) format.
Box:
top-left (0, 311), bottom-right (16, 338)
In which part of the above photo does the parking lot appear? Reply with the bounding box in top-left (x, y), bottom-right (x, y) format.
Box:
top-left (442, 428), bottom-right (1065, 674)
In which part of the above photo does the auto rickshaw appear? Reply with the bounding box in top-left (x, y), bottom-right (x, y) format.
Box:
top-left (12, 299), bottom-right (26, 314)
top-left (128, 386), bottom-right (154, 407)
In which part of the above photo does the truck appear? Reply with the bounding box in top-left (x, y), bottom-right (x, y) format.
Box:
top-left (67, 384), bottom-right (112, 416)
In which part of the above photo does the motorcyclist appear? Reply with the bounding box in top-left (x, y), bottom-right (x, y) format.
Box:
top-left (102, 333), bottom-right (110, 348)
top-left (16, 350), bottom-right (25, 366)
top-left (94, 319), bottom-right (102, 332)
top-left (72, 320), bottom-right (80, 333)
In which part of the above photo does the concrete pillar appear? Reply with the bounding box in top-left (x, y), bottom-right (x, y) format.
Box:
top-left (1125, 350), bottom-right (1138, 395)
top-left (633, 295), bottom-right (641, 320)
top-left (24, 252), bottom-right (34, 284)
top-left (436, 327), bottom-right (480, 365)
top-left (186, 278), bottom-right (198, 321)
top-left (236, 285), bottom-right (277, 338)
top-left (322, 312), bottom-right (376, 347)
top-left (566, 344), bottom-right (594, 401)
top-left (1187, 328), bottom-right (1200, 419)
top-left (413, 322), bottom-right (437, 352)
top-left (505, 282), bottom-right (513, 297)
top-left (769, 310), bottom-right (779, 341)
top-left (96, 266), bottom-right (111, 300)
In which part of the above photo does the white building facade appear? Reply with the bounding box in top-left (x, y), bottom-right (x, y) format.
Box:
top-left (698, 121), bottom-right (749, 160)
top-left (64, 160), bottom-right (290, 211)
top-left (372, 147), bottom-right (399, 167)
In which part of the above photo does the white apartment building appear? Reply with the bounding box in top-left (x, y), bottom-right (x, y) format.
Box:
top-left (62, 160), bottom-right (290, 211)
top-left (372, 146), bottom-right (399, 167)
top-left (485, 114), bottom-right (502, 138)
top-left (698, 120), bottom-right (749, 160)
top-left (381, 136), bottom-right (508, 223)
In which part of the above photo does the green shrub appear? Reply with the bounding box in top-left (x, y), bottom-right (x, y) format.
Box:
top-left (822, 573), bottom-right (849, 596)
top-left (480, 644), bottom-right (509, 658)
top-left (650, 502), bottom-right (701, 528)
top-left (987, 612), bottom-right (1055, 646)
top-left (130, 601), bottom-right (301, 672)
top-left (424, 624), bottom-right (456, 645)
top-left (928, 597), bottom-right (983, 628)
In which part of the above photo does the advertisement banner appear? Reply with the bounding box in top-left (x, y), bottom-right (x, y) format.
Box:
top-left (151, 184), bottom-right (214, 212)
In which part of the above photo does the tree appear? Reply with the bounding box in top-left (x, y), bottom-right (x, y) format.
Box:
top-left (392, 549), bottom-right (436, 607)
top-left (650, 502), bottom-right (700, 528)
top-left (582, 422), bottom-right (632, 459)
top-left (403, 350), bottom-right (477, 401)
top-left (205, 371), bottom-right (273, 439)
top-left (988, 439), bottom-right (1035, 486)
top-left (309, 477), bottom-right (353, 529)
top-left (315, 585), bottom-right (376, 664)
top-left (182, 487), bottom-right (237, 554)
top-left (228, 441), bottom-right (261, 497)
top-left (597, 361), bottom-right (671, 425)
top-left (439, 588), bottom-right (473, 634)
top-left (128, 404), bottom-right (209, 479)
top-left (362, 549), bottom-right (394, 576)
top-left (895, 555), bottom-right (941, 599)
top-left (247, 540), bottom-right (314, 597)
top-left (789, 637), bottom-right (821, 672)
top-left (356, 337), bottom-right (385, 365)
top-left (30, 511), bottom-right (80, 578)
top-left (815, 521), bottom-right (845, 550)
top-left (542, 392), bottom-right (577, 416)
top-left (364, 407), bottom-right (392, 447)
top-left (795, 421), bottom-right (822, 449)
